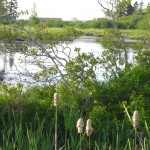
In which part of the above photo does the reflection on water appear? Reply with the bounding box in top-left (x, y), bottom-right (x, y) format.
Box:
top-left (9, 53), bottom-right (15, 69)
top-left (0, 36), bottom-right (135, 85)
top-left (0, 52), bottom-right (15, 83)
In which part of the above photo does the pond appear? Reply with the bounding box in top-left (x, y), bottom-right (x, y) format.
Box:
top-left (0, 36), bottom-right (135, 86)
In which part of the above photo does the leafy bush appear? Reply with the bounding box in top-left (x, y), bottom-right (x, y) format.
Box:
top-left (29, 16), bottom-right (40, 26)
top-left (44, 19), bottom-right (64, 28)
top-left (136, 14), bottom-right (150, 30)
top-left (117, 15), bottom-right (142, 29)
top-left (74, 19), bottom-right (112, 29)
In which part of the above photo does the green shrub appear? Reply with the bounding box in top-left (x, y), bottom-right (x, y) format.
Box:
top-left (74, 19), bottom-right (112, 29)
top-left (136, 14), bottom-right (150, 30)
top-left (29, 16), bottom-right (39, 26)
top-left (117, 15), bottom-right (142, 29)
top-left (44, 19), bottom-right (64, 28)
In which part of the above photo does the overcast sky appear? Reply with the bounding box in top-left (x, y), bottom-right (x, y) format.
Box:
top-left (17, 0), bottom-right (149, 20)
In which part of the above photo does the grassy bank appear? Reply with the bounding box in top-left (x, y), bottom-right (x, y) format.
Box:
top-left (77, 28), bottom-right (150, 40)
top-left (0, 24), bottom-right (149, 42)
top-left (0, 25), bottom-right (82, 43)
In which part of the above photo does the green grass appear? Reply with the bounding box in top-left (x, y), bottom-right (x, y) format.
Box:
top-left (76, 28), bottom-right (105, 37)
top-left (0, 25), bottom-right (82, 43)
top-left (0, 23), bottom-right (149, 41)
top-left (0, 84), bottom-right (149, 149)
top-left (0, 96), bottom-right (149, 149)
top-left (76, 28), bottom-right (150, 40)
top-left (120, 29), bottom-right (150, 40)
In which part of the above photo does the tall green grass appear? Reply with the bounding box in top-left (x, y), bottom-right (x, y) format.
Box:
top-left (0, 107), bottom-right (149, 150)
top-left (1, 112), bottom-right (54, 150)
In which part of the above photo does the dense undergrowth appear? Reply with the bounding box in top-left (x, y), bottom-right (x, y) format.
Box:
top-left (0, 59), bottom-right (150, 149)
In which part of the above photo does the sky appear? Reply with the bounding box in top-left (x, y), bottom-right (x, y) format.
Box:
top-left (17, 0), bottom-right (149, 21)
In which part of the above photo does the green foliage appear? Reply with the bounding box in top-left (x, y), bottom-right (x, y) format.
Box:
top-left (29, 16), bottom-right (39, 26)
top-left (117, 15), bottom-right (141, 29)
top-left (136, 14), bottom-right (150, 30)
top-left (0, 84), bottom-right (56, 124)
top-left (16, 19), bottom-right (29, 26)
top-left (1, 113), bottom-right (54, 150)
top-left (115, 0), bottom-right (134, 16)
top-left (0, 25), bottom-right (18, 44)
top-left (44, 19), bottom-right (64, 28)
top-left (0, 0), bottom-right (18, 24)
top-left (0, 92), bottom-right (149, 149)
top-left (73, 19), bottom-right (112, 29)
top-left (100, 29), bottom-right (127, 78)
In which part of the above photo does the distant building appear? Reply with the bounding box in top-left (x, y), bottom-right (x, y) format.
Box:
top-left (37, 17), bottom-right (62, 22)
top-left (93, 18), bottom-right (105, 20)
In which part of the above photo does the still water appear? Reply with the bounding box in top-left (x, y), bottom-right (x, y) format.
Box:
top-left (0, 36), bottom-right (134, 85)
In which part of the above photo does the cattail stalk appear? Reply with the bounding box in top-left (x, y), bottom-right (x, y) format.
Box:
top-left (86, 119), bottom-right (93, 150)
top-left (54, 93), bottom-right (59, 150)
top-left (55, 105), bottom-right (58, 150)
top-left (77, 118), bottom-right (84, 150)
top-left (133, 110), bottom-right (139, 150)
top-left (89, 135), bottom-right (91, 150)
top-left (80, 133), bottom-right (82, 150)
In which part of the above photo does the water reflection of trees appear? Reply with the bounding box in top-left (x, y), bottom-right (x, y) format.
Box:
top-left (9, 53), bottom-right (14, 69)
top-left (0, 69), bottom-right (5, 82)
top-left (0, 52), bottom-right (15, 83)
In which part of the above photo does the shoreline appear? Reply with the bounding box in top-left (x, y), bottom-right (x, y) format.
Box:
top-left (78, 35), bottom-right (139, 43)
top-left (77, 28), bottom-right (150, 41)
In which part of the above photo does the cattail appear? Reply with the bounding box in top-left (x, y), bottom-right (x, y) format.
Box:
top-left (54, 93), bottom-right (59, 150)
top-left (133, 110), bottom-right (139, 128)
top-left (77, 118), bottom-right (84, 133)
top-left (54, 93), bottom-right (59, 106)
top-left (86, 119), bottom-right (93, 136)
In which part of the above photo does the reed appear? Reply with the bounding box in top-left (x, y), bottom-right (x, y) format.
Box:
top-left (77, 118), bottom-right (84, 150)
top-left (133, 110), bottom-right (139, 150)
top-left (54, 93), bottom-right (59, 150)
top-left (1, 110), bottom-right (149, 149)
top-left (86, 119), bottom-right (93, 150)
top-left (0, 94), bottom-right (149, 149)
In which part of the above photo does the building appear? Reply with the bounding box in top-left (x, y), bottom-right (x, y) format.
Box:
top-left (37, 17), bottom-right (62, 22)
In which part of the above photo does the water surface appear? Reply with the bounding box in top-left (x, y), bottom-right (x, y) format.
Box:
top-left (0, 36), bottom-right (134, 85)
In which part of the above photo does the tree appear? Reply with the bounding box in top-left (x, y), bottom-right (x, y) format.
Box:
top-left (29, 2), bottom-right (39, 26)
top-left (0, 0), bottom-right (5, 23)
top-left (101, 0), bottom-right (134, 17)
top-left (133, 1), bottom-right (138, 11)
top-left (145, 2), bottom-right (150, 14)
top-left (0, 21), bottom-right (97, 102)
top-left (29, 16), bottom-right (39, 26)
top-left (115, 0), bottom-right (134, 16)
top-left (98, 0), bottom-right (131, 75)
top-left (0, 0), bottom-right (18, 23)
top-left (31, 2), bottom-right (37, 18)
top-left (125, 3), bottom-right (134, 16)
top-left (0, 0), bottom-right (5, 14)
top-left (133, 0), bottom-right (144, 14)
top-left (97, 0), bottom-right (149, 80)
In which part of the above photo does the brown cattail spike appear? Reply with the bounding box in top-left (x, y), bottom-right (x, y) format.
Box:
top-left (54, 93), bottom-right (59, 106)
top-left (77, 118), bottom-right (84, 134)
top-left (133, 111), bottom-right (139, 128)
top-left (86, 119), bottom-right (93, 136)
